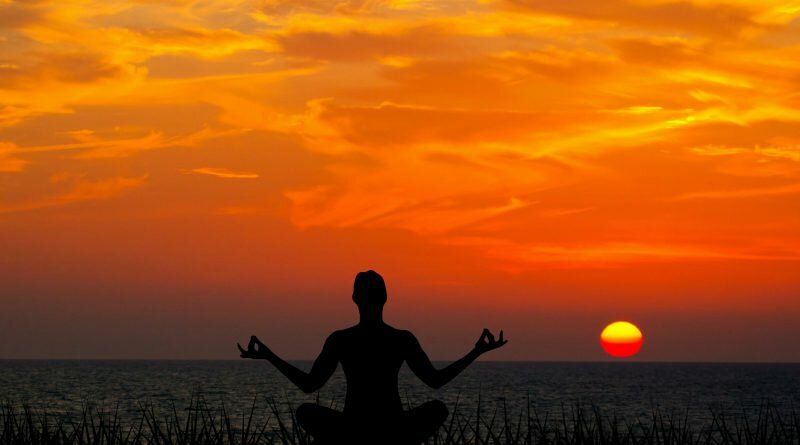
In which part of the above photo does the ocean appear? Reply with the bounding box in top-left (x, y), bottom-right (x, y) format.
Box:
top-left (2, 360), bottom-right (799, 428)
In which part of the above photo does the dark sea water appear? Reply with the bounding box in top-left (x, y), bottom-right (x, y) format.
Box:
top-left (1, 361), bottom-right (799, 429)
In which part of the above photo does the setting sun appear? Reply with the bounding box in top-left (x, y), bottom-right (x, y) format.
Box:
top-left (600, 321), bottom-right (644, 358)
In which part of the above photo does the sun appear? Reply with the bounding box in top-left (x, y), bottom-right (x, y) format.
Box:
top-left (600, 321), bottom-right (643, 358)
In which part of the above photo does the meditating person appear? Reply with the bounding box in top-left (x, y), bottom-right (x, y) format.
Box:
top-left (238, 270), bottom-right (507, 444)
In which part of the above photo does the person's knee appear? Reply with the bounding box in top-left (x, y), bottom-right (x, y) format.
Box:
top-left (404, 400), bottom-right (450, 443)
top-left (296, 403), bottom-right (317, 428)
top-left (428, 400), bottom-right (449, 424)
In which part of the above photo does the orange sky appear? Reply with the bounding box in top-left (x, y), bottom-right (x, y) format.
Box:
top-left (2, 0), bottom-right (800, 361)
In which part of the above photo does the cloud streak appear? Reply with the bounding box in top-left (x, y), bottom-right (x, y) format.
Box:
top-left (670, 183), bottom-right (800, 201)
top-left (0, 175), bottom-right (147, 214)
top-left (186, 167), bottom-right (260, 179)
top-left (0, 142), bottom-right (27, 172)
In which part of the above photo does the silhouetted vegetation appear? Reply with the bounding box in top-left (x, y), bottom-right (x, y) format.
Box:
top-left (2, 395), bottom-right (798, 445)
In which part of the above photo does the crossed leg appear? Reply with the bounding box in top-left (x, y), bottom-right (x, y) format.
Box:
top-left (296, 400), bottom-right (449, 445)
top-left (295, 404), bottom-right (346, 444)
top-left (400, 400), bottom-right (450, 444)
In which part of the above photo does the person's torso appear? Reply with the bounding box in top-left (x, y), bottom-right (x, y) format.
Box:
top-left (336, 324), bottom-right (408, 418)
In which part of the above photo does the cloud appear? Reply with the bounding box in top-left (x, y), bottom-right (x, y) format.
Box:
top-left (258, 0), bottom-right (402, 15)
top-left (186, 167), bottom-right (260, 179)
top-left (276, 27), bottom-right (455, 61)
top-left (610, 37), bottom-right (709, 67)
top-left (281, 125), bottom-right (575, 234)
top-left (11, 127), bottom-right (250, 159)
top-left (0, 2), bottom-right (46, 29)
top-left (687, 144), bottom-right (800, 177)
top-left (0, 52), bottom-right (128, 89)
top-left (444, 237), bottom-right (800, 268)
top-left (676, 121), bottom-right (800, 151)
top-left (0, 0), bottom-right (285, 127)
top-left (0, 175), bottom-right (147, 214)
top-left (265, 99), bottom-right (659, 157)
top-left (313, 101), bottom-right (598, 146)
top-left (669, 183), bottom-right (800, 201)
top-left (500, 0), bottom-right (759, 37)
top-left (128, 27), bottom-right (278, 60)
top-left (0, 142), bottom-right (27, 172)
top-left (690, 144), bottom-right (800, 162)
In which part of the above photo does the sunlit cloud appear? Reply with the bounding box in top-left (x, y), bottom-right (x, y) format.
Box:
top-left (669, 183), bottom-right (800, 201)
top-left (0, 142), bottom-right (27, 172)
top-left (499, 0), bottom-right (760, 37)
top-left (444, 237), bottom-right (800, 268)
top-left (186, 167), bottom-right (260, 179)
top-left (691, 145), bottom-right (800, 162)
top-left (0, 175), bottom-right (147, 214)
top-left (8, 127), bottom-right (250, 159)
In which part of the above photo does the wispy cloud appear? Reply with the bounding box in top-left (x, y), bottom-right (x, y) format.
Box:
top-left (670, 183), bottom-right (800, 201)
top-left (0, 175), bottom-right (147, 214)
top-left (0, 142), bottom-right (27, 172)
top-left (9, 128), bottom-right (250, 159)
top-left (444, 237), bottom-right (800, 268)
top-left (690, 145), bottom-right (800, 162)
top-left (185, 167), bottom-right (260, 179)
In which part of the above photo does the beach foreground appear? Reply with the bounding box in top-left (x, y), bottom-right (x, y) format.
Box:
top-left (2, 361), bottom-right (799, 444)
top-left (2, 396), bottom-right (799, 445)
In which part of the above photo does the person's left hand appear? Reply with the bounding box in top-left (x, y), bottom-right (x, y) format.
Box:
top-left (237, 336), bottom-right (272, 359)
top-left (474, 328), bottom-right (507, 355)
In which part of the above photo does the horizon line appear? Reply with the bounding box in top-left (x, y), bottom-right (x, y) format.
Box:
top-left (2, 358), bottom-right (799, 364)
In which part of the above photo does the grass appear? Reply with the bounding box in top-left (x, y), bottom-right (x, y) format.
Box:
top-left (2, 395), bottom-right (799, 445)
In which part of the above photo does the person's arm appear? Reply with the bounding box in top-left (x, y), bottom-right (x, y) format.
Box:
top-left (238, 334), bottom-right (338, 394)
top-left (405, 329), bottom-right (507, 389)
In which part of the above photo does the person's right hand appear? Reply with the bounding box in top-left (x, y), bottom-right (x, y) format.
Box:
top-left (474, 328), bottom-right (507, 355)
top-left (237, 335), bottom-right (272, 359)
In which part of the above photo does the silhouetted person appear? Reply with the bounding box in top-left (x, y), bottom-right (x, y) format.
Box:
top-left (238, 270), bottom-right (507, 444)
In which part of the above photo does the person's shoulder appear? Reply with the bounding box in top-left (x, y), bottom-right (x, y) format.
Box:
top-left (326, 327), bottom-right (355, 342)
top-left (387, 326), bottom-right (419, 344)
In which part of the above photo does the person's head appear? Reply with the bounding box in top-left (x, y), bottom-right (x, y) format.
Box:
top-left (352, 270), bottom-right (387, 310)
